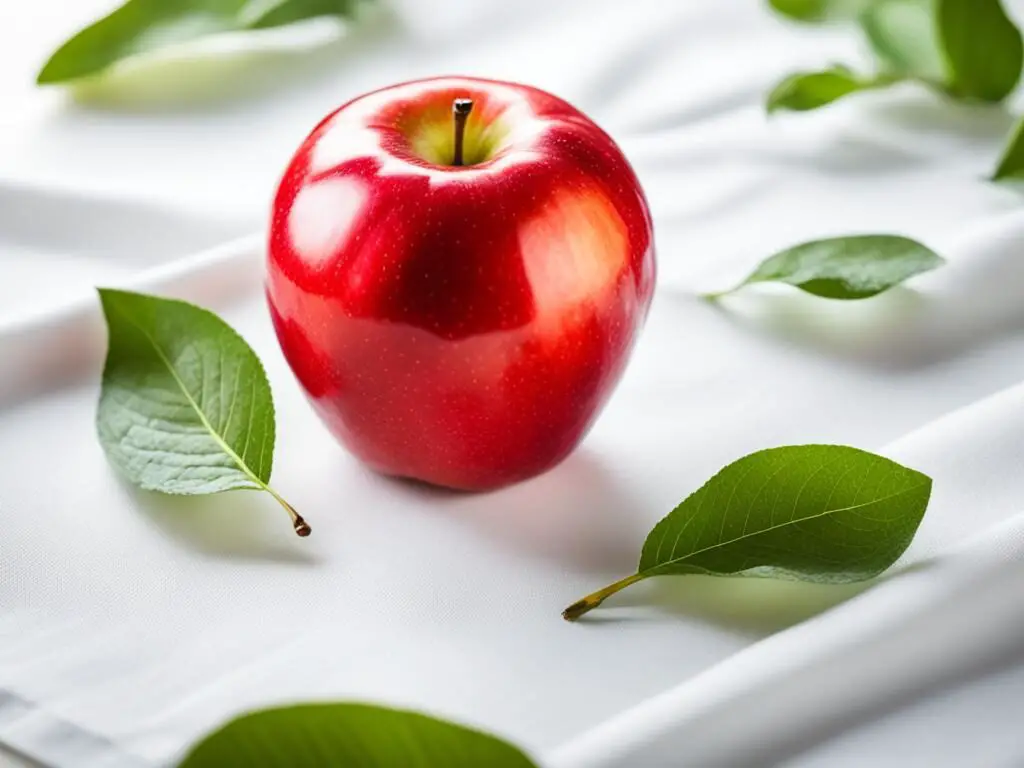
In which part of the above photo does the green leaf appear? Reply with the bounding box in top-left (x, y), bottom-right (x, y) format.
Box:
top-left (37, 0), bottom-right (361, 85)
top-left (993, 115), bottom-right (1024, 180)
top-left (768, 0), bottom-right (877, 22)
top-left (769, 0), bottom-right (830, 21)
top-left (706, 234), bottom-right (944, 300)
top-left (767, 66), bottom-right (899, 113)
top-left (860, 0), bottom-right (946, 81)
top-left (96, 288), bottom-right (309, 536)
top-left (177, 703), bottom-right (539, 767)
top-left (563, 445), bottom-right (932, 621)
top-left (937, 0), bottom-right (1023, 102)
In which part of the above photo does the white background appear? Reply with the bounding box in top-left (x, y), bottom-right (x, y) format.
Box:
top-left (3, 0), bottom-right (1024, 766)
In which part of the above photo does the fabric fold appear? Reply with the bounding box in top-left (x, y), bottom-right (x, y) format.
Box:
top-left (549, 381), bottom-right (1024, 767)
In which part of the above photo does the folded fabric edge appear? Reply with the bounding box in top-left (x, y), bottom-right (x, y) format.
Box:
top-left (0, 689), bottom-right (150, 768)
top-left (0, 233), bottom-right (263, 409)
top-left (546, 509), bottom-right (1024, 768)
top-left (546, 377), bottom-right (1024, 768)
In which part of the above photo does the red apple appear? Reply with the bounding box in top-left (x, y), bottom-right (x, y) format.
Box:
top-left (266, 76), bottom-right (655, 491)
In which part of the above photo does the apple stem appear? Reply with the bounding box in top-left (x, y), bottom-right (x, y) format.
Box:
top-left (452, 97), bottom-right (473, 167)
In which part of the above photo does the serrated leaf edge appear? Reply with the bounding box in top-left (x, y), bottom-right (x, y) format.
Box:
top-left (97, 288), bottom-right (310, 536)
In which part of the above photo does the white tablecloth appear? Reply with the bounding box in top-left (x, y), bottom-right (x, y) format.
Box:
top-left (3, 1), bottom-right (1024, 766)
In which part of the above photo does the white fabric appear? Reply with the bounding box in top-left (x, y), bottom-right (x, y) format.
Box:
top-left (2, 1), bottom-right (1024, 766)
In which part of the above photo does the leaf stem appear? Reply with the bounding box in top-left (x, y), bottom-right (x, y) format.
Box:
top-left (700, 289), bottom-right (730, 301)
top-left (702, 281), bottom-right (748, 301)
top-left (265, 485), bottom-right (311, 537)
top-left (562, 572), bottom-right (646, 621)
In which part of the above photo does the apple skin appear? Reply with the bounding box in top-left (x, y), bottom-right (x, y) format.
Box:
top-left (267, 76), bottom-right (655, 491)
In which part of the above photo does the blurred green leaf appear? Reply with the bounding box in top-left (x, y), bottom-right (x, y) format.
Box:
top-left (768, 0), bottom-right (876, 22)
top-left (38, 0), bottom-right (363, 85)
top-left (706, 234), bottom-right (945, 300)
top-left (178, 703), bottom-right (539, 767)
top-left (937, 0), bottom-right (1023, 101)
top-left (860, 0), bottom-right (945, 81)
top-left (767, 65), bottom-right (899, 112)
top-left (992, 115), bottom-right (1024, 179)
top-left (859, 0), bottom-right (1022, 100)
